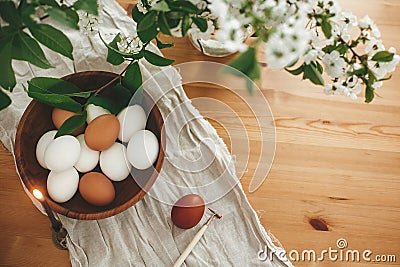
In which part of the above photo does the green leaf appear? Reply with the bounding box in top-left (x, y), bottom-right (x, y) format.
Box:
top-left (322, 44), bottom-right (336, 54)
top-left (28, 23), bottom-right (74, 60)
top-left (73, 0), bottom-right (98, 15)
top-left (285, 64), bottom-right (304, 76)
top-left (28, 77), bottom-right (91, 97)
top-left (151, 1), bottom-right (170, 12)
top-left (348, 67), bottom-right (367, 77)
top-left (321, 18), bottom-right (332, 39)
top-left (38, 0), bottom-right (59, 7)
top-left (181, 15), bottom-right (190, 36)
top-left (192, 17), bottom-right (208, 32)
top-left (130, 49), bottom-right (145, 60)
top-left (166, 11), bottom-right (183, 20)
top-left (247, 62), bottom-right (260, 84)
top-left (223, 47), bottom-right (257, 77)
top-left (316, 61), bottom-right (323, 74)
top-left (156, 37), bottom-right (174, 49)
top-left (28, 91), bottom-right (82, 112)
top-left (0, 1), bottom-right (22, 27)
top-left (367, 69), bottom-right (377, 85)
top-left (19, 1), bottom-right (36, 28)
top-left (167, 17), bottom-right (180, 28)
top-left (365, 84), bottom-right (374, 103)
top-left (64, 91), bottom-right (92, 98)
top-left (0, 26), bottom-right (18, 39)
top-left (132, 6), bottom-right (144, 23)
top-left (371, 51), bottom-right (394, 62)
top-left (136, 10), bottom-right (156, 32)
top-left (12, 31), bottom-right (53, 69)
top-left (169, 1), bottom-right (200, 14)
top-left (55, 110), bottom-right (87, 138)
top-left (106, 84), bottom-right (132, 113)
top-left (350, 39), bottom-right (359, 48)
top-left (86, 95), bottom-right (120, 114)
top-left (0, 33), bottom-right (16, 91)
top-left (123, 62), bottom-right (142, 92)
top-left (144, 50), bottom-right (174, 66)
top-left (0, 89), bottom-right (12, 110)
top-left (158, 12), bottom-right (172, 35)
top-left (112, 83), bottom-right (133, 98)
top-left (28, 77), bottom-right (81, 94)
top-left (137, 11), bottom-right (159, 43)
top-left (245, 78), bottom-right (253, 95)
top-left (336, 43), bottom-right (349, 55)
top-left (46, 7), bottom-right (79, 30)
top-left (106, 34), bottom-right (125, 66)
top-left (303, 64), bottom-right (324, 85)
top-left (246, 63), bottom-right (261, 95)
top-left (223, 48), bottom-right (260, 94)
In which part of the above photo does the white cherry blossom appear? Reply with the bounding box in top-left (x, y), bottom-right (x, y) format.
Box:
top-left (359, 15), bottom-right (381, 37)
top-left (368, 47), bottom-right (400, 79)
top-left (322, 51), bottom-right (346, 78)
top-left (365, 38), bottom-right (385, 56)
top-left (137, 0), bottom-right (157, 14)
top-left (304, 48), bottom-right (322, 65)
top-left (117, 34), bottom-right (143, 54)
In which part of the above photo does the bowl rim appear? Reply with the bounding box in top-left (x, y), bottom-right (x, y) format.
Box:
top-left (14, 71), bottom-right (165, 220)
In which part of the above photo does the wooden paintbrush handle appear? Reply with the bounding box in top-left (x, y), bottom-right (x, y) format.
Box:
top-left (173, 224), bottom-right (208, 267)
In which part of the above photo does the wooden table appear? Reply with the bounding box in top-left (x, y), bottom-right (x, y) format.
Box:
top-left (1, 0), bottom-right (399, 266)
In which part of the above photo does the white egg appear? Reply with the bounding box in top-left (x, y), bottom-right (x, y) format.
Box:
top-left (44, 135), bottom-right (81, 172)
top-left (117, 105), bottom-right (147, 142)
top-left (36, 130), bottom-right (57, 169)
top-left (100, 142), bottom-right (132, 181)
top-left (86, 104), bottom-right (111, 123)
top-left (127, 130), bottom-right (159, 170)
top-left (74, 134), bottom-right (100, 173)
top-left (47, 168), bottom-right (79, 203)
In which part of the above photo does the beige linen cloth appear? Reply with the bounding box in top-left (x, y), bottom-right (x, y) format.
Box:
top-left (0, 1), bottom-right (292, 266)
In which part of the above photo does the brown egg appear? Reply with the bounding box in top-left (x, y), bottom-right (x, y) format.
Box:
top-left (79, 172), bottom-right (115, 206)
top-left (84, 114), bottom-right (120, 151)
top-left (52, 108), bottom-right (85, 135)
top-left (171, 194), bottom-right (205, 229)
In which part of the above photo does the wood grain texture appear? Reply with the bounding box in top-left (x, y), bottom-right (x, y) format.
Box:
top-left (0, 0), bottom-right (399, 266)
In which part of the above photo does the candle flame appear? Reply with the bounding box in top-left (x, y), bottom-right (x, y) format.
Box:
top-left (33, 189), bottom-right (43, 200)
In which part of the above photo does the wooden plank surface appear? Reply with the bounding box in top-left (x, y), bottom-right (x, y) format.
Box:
top-left (0, 0), bottom-right (399, 266)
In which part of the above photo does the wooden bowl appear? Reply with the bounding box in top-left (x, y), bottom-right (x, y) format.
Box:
top-left (15, 71), bottom-right (165, 220)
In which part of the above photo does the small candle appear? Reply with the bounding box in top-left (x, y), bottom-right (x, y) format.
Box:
top-left (33, 189), bottom-right (61, 232)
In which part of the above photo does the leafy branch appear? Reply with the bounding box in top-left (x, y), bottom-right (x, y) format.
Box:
top-left (102, 0), bottom-right (210, 69)
top-left (27, 59), bottom-right (143, 137)
top-left (2, 0), bottom-right (398, 111)
top-left (0, 0), bottom-right (98, 109)
top-left (284, 6), bottom-right (396, 103)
